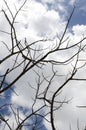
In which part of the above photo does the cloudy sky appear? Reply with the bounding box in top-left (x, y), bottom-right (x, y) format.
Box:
top-left (0, 0), bottom-right (86, 130)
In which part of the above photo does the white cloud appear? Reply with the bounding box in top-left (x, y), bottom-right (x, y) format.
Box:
top-left (72, 24), bottom-right (86, 36)
top-left (69, 0), bottom-right (76, 5)
top-left (41, 0), bottom-right (55, 4)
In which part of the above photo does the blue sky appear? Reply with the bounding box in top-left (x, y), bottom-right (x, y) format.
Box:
top-left (68, 0), bottom-right (86, 26)
top-left (0, 0), bottom-right (86, 130)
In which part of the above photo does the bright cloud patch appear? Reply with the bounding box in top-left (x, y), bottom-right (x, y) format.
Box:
top-left (72, 24), bottom-right (86, 35)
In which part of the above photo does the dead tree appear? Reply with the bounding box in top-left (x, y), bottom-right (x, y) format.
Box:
top-left (0, 0), bottom-right (86, 130)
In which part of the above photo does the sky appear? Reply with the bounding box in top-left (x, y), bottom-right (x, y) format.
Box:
top-left (0, 0), bottom-right (86, 130)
